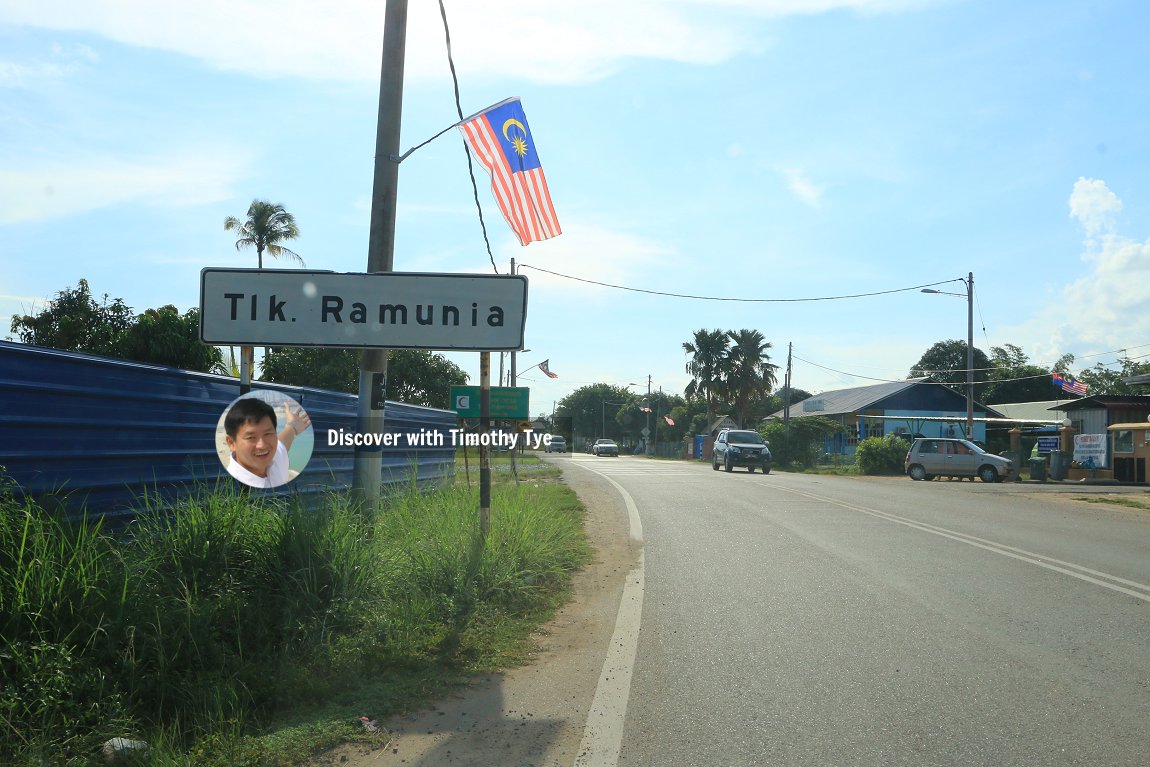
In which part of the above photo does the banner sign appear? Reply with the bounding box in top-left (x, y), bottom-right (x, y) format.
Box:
top-left (1073, 433), bottom-right (1107, 468)
top-left (200, 269), bottom-right (527, 351)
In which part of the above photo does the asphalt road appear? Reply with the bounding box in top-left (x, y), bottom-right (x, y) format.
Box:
top-left (564, 455), bottom-right (1150, 767)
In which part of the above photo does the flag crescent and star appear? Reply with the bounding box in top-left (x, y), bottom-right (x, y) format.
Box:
top-left (458, 98), bottom-right (561, 246)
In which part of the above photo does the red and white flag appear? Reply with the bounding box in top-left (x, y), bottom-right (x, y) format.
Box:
top-left (457, 98), bottom-right (561, 246)
top-left (663, 415), bottom-right (675, 426)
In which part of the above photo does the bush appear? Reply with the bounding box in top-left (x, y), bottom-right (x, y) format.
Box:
top-left (856, 435), bottom-right (911, 475)
top-left (0, 466), bottom-right (588, 766)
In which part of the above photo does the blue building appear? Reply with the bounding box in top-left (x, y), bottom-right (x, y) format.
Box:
top-left (767, 378), bottom-right (1006, 456)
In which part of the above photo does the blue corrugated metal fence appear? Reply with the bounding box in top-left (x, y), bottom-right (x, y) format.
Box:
top-left (0, 340), bottom-right (456, 520)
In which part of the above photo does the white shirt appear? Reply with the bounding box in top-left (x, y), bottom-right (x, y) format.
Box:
top-left (227, 440), bottom-right (291, 488)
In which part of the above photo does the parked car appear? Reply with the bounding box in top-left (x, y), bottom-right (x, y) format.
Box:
top-left (712, 429), bottom-right (772, 473)
top-left (544, 435), bottom-right (567, 453)
top-left (592, 438), bottom-right (619, 457)
top-left (904, 437), bottom-right (1015, 482)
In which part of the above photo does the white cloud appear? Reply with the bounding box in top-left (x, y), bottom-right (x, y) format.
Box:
top-left (0, 0), bottom-right (927, 85)
top-left (783, 168), bottom-right (824, 209)
top-left (0, 150), bottom-right (247, 225)
top-left (1068, 176), bottom-right (1122, 238)
top-left (1005, 178), bottom-right (1150, 365)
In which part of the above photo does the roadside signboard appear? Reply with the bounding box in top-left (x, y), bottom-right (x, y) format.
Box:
top-left (1072, 433), bottom-right (1107, 467)
top-left (200, 268), bottom-right (527, 350)
top-left (451, 386), bottom-right (529, 419)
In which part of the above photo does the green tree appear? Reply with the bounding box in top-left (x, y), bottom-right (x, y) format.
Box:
top-left (9, 279), bottom-right (134, 357)
top-left (761, 416), bottom-right (844, 469)
top-left (223, 200), bottom-right (303, 268)
top-left (908, 339), bottom-right (992, 395)
top-left (554, 384), bottom-right (635, 446)
top-left (10, 280), bottom-right (221, 373)
top-left (260, 347), bottom-right (467, 407)
top-left (981, 344), bottom-right (1061, 404)
top-left (683, 328), bottom-right (729, 419)
top-left (724, 329), bottom-right (777, 427)
top-left (121, 306), bottom-right (222, 372)
top-left (384, 350), bottom-right (469, 408)
top-left (1076, 355), bottom-right (1150, 397)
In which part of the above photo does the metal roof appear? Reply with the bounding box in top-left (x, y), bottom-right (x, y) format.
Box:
top-left (770, 379), bottom-right (925, 419)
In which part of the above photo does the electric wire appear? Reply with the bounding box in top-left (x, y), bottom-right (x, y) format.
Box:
top-left (438, 0), bottom-right (498, 274)
top-left (519, 263), bottom-right (960, 302)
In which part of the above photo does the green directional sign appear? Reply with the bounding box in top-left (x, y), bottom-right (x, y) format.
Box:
top-left (451, 386), bottom-right (530, 419)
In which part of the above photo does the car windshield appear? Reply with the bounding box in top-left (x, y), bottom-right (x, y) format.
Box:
top-left (726, 431), bottom-right (763, 444)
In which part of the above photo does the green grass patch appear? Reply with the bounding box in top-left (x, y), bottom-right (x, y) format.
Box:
top-left (1073, 495), bottom-right (1150, 510)
top-left (0, 461), bottom-right (588, 766)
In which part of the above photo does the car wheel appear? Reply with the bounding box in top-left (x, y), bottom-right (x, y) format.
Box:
top-left (712, 457), bottom-right (719, 471)
top-left (762, 466), bottom-right (771, 475)
top-left (748, 466), bottom-right (755, 473)
top-left (908, 464), bottom-right (927, 481)
top-left (724, 456), bottom-right (733, 473)
top-left (978, 465), bottom-right (999, 483)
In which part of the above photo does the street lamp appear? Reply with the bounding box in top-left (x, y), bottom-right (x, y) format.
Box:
top-left (922, 272), bottom-right (974, 439)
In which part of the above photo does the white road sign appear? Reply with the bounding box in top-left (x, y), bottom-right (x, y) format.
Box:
top-left (200, 269), bottom-right (527, 350)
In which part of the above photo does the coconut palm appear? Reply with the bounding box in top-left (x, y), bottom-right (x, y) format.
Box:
top-left (724, 328), bottom-right (778, 427)
top-left (683, 328), bottom-right (729, 419)
top-left (224, 200), bottom-right (303, 268)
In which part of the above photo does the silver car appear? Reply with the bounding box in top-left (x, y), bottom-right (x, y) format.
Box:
top-left (904, 437), bottom-right (1015, 483)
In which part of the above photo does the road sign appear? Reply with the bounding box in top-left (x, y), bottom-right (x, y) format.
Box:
top-left (199, 268), bottom-right (527, 350)
top-left (451, 386), bottom-right (529, 419)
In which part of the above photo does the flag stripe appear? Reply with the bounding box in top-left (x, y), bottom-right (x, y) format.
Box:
top-left (458, 99), bottom-right (560, 246)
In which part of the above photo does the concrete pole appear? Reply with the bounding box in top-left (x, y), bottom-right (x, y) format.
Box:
top-left (965, 272), bottom-right (974, 440)
top-left (352, 0), bottom-right (407, 504)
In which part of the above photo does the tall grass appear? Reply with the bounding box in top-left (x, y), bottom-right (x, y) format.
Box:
top-left (0, 466), bottom-right (587, 766)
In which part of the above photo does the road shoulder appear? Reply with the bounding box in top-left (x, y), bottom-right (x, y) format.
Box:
top-left (306, 459), bottom-right (639, 767)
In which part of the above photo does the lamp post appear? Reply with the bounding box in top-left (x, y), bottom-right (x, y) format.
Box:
top-left (922, 272), bottom-right (974, 439)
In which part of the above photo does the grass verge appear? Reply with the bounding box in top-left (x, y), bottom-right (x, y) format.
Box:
top-left (0, 455), bottom-right (587, 766)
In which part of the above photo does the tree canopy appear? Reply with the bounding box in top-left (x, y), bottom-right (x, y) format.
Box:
top-left (10, 280), bottom-right (221, 373)
top-left (908, 339), bottom-right (992, 395)
top-left (223, 200), bottom-right (303, 268)
top-left (683, 327), bottom-right (779, 427)
top-left (554, 383), bottom-right (637, 446)
top-left (260, 347), bottom-right (467, 408)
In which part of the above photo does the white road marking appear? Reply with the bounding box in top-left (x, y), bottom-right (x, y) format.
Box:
top-left (778, 485), bottom-right (1150, 603)
top-left (570, 465), bottom-right (645, 767)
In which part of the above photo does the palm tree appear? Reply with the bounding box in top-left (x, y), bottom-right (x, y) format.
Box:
top-left (724, 329), bottom-right (778, 427)
top-left (683, 328), bottom-right (729, 419)
top-left (224, 200), bottom-right (302, 388)
top-left (224, 200), bottom-right (303, 269)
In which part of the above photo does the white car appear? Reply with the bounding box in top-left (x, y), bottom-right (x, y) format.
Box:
top-left (592, 439), bottom-right (619, 457)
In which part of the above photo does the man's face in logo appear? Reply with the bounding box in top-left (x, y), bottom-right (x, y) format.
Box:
top-left (226, 415), bottom-right (278, 477)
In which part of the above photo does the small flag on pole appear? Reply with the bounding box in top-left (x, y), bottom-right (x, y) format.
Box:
top-left (1052, 372), bottom-right (1088, 396)
top-left (664, 415), bottom-right (675, 426)
top-left (640, 406), bottom-right (652, 413)
top-left (539, 359), bottom-right (558, 379)
top-left (457, 97), bottom-right (561, 246)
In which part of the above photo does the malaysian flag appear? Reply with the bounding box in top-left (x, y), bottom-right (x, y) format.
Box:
top-left (539, 359), bottom-right (558, 379)
top-left (458, 98), bottom-right (561, 246)
top-left (1052, 372), bottom-right (1088, 396)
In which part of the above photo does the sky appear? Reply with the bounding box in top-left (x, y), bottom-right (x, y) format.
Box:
top-left (4, 0), bottom-right (1150, 418)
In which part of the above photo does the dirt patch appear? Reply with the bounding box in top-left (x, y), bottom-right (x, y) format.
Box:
top-left (304, 464), bottom-right (638, 767)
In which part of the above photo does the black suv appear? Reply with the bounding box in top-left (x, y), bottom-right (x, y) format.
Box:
top-left (712, 429), bottom-right (772, 474)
